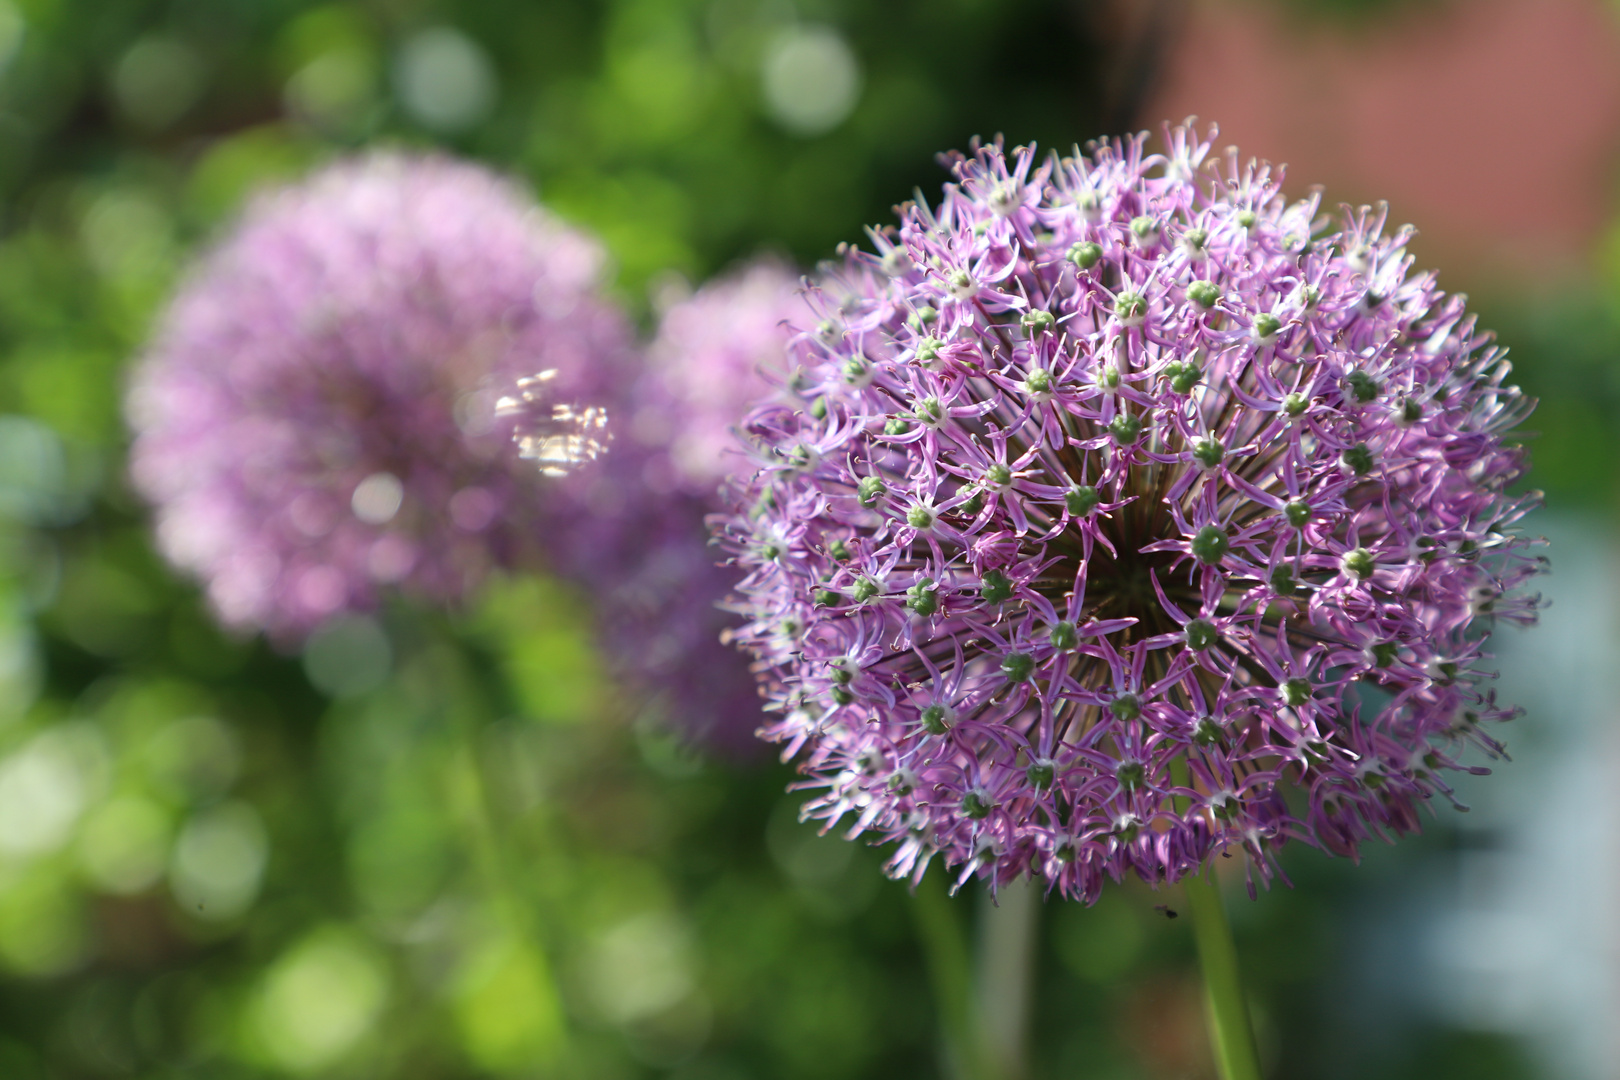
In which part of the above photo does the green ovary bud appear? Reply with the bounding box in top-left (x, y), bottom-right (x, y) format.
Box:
top-left (1283, 500), bottom-right (1311, 527)
top-left (916, 336), bottom-right (943, 364)
top-left (1021, 309), bottom-right (1055, 335)
top-left (958, 489), bottom-right (984, 517)
top-left (1183, 226), bottom-right (1209, 252)
top-left (1193, 717), bottom-right (1223, 747)
top-left (1026, 760), bottom-right (1056, 789)
top-left (906, 505), bottom-right (935, 530)
top-left (1184, 618), bottom-right (1218, 651)
top-left (1115, 760), bottom-right (1146, 791)
top-left (1192, 436), bottom-right (1224, 469)
top-left (1252, 312), bottom-right (1282, 341)
top-left (1282, 392), bottom-right (1309, 417)
top-left (1369, 641), bottom-right (1399, 668)
top-left (909, 306), bottom-right (938, 330)
top-left (1187, 280), bottom-right (1220, 308)
top-left (1341, 443), bottom-right (1375, 476)
top-left (1167, 361), bottom-right (1203, 394)
top-left (1236, 209), bottom-right (1257, 228)
top-left (921, 704), bottom-right (952, 734)
top-left (1115, 291), bottom-right (1147, 324)
top-left (1049, 621), bottom-right (1079, 651)
top-left (1109, 412), bottom-right (1142, 444)
top-left (830, 686), bottom-right (855, 706)
top-left (857, 475), bottom-right (885, 507)
top-left (1066, 485), bottom-right (1101, 516)
top-left (1281, 678), bottom-right (1311, 707)
top-left (850, 577), bottom-right (881, 603)
top-left (813, 588), bottom-right (838, 608)
top-left (1269, 564), bottom-right (1298, 597)
top-left (1341, 547), bottom-right (1376, 580)
top-left (906, 580), bottom-right (939, 617)
top-left (1398, 398), bottom-right (1423, 425)
top-left (885, 417), bottom-right (910, 435)
top-left (1110, 693), bottom-right (1142, 722)
top-left (1023, 368), bottom-right (1053, 395)
top-left (961, 791), bottom-right (992, 819)
top-left (1190, 524), bottom-right (1229, 564)
top-left (1345, 370), bottom-right (1380, 403)
top-left (981, 569), bottom-right (1013, 604)
top-left (984, 462), bottom-right (1014, 490)
top-left (1067, 241), bottom-right (1102, 269)
top-left (918, 396), bottom-right (945, 425)
top-left (843, 357), bottom-right (870, 385)
top-left (1130, 215), bottom-right (1160, 245)
top-left (830, 539), bottom-right (851, 562)
top-left (1001, 652), bottom-right (1036, 683)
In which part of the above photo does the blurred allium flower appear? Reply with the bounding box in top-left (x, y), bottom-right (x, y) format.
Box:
top-left (554, 261), bottom-right (805, 750)
top-left (717, 124), bottom-right (1545, 900)
top-left (637, 259), bottom-right (805, 495)
top-left (128, 153), bottom-right (630, 637)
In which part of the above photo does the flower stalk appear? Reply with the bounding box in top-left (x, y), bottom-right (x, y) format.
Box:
top-left (1183, 870), bottom-right (1260, 1080)
top-left (975, 878), bottom-right (1039, 1080)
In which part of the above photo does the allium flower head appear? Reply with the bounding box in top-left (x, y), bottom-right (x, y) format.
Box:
top-left (128, 153), bottom-right (631, 637)
top-left (638, 259), bottom-right (804, 495)
top-left (718, 123), bottom-right (1545, 900)
top-left (553, 260), bottom-right (807, 750)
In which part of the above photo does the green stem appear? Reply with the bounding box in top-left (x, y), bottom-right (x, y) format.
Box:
top-left (910, 873), bottom-right (988, 1080)
top-left (1172, 757), bottom-right (1260, 1080)
top-left (975, 877), bottom-right (1038, 1080)
top-left (1183, 870), bottom-right (1260, 1080)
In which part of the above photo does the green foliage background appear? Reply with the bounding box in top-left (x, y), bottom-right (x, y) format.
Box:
top-left (0, 1), bottom-right (1611, 1078)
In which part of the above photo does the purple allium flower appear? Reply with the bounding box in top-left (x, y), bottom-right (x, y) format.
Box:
top-left (635, 259), bottom-right (804, 496)
top-left (128, 153), bottom-right (632, 638)
top-left (716, 123), bottom-right (1546, 900)
top-left (552, 260), bottom-right (807, 750)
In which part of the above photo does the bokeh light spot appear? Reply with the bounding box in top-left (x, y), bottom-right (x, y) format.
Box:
top-left (760, 25), bottom-right (860, 136)
top-left (252, 928), bottom-right (388, 1073)
top-left (169, 801), bottom-right (268, 922)
top-left (302, 616), bottom-right (391, 698)
top-left (393, 27), bottom-right (496, 133)
top-left (111, 36), bottom-right (205, 130)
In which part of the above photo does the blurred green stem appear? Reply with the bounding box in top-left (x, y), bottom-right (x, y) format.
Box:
top-left (1172, 757), bottom-right (1260, 1080)
top-left (976, 877), bottom-right (1038, 1080)
top-left (910, 873), bottom-right (987, 1080)
top-left (443, 639), bottom-right (567, 1052)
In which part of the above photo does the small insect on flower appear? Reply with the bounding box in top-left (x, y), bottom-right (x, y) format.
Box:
top-left (127, 152), bottom-right (633, 639)
top-left (715, 121), bottom-right (1545, 902)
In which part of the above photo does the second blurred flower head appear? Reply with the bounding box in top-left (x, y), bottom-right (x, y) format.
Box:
top-left (127, 151), bottom-right (634, 639)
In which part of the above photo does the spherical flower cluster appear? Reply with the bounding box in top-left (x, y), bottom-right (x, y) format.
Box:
top-left (552, 260), bottom-right (807, 750)
top-left (717, 124), bottom-right (1545, 900)
top-left (129, 153), bottom-right (632, 638)
top-left (636, 259), bottom-right (805, 494)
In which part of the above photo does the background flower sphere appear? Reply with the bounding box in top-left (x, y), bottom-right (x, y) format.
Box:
top-left (549, 260), bottom-right (807, 751)
top-left (128, 153), bottom-right (632, 638)
top-left (718, 124), bottom-right (1546, 901)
